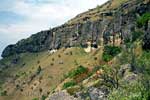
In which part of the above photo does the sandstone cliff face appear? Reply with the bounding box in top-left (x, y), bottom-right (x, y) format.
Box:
top-left (2, 0), bottom-right (150, 58)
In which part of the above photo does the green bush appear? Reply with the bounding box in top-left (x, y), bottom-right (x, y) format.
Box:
top-left (67, 65), bottom-right (88, 78)
top-left (41, 95), bottom-right (47, 100)
top-left (137, 12), bottom-right (150, 28)
top-left (32, 98), bottom-right (39, 100)
top-left (102, 53), bottom-right (113, 62)
top-left (102, 46), bottom-right (121, 62)
top-left (63, 81), bottom-right (76, 89)
top-left (132, 31), bottom-right (143, 42)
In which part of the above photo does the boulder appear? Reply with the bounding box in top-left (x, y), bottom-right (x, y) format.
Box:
top-left (75, 86), bottom-right (109, 100)
top-left (88, 87), bottom-right (108, 100)
top-left (47, 90), bottom-right (79, 100)
top-left (119, 64), bottom-right (131, 77)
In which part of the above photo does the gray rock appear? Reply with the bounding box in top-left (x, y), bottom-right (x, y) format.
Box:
top-left (88, 87), bottom-right (108, 100)
top-left (124, 73), bottom-right (137, 82)
top-left (119, 64), bottom-right (131, 77)
top-left (119, 64), bottom-right (138, 83)
top-left (47, 90), bottom-right (79, 100)
top-left (75, 87), bottom-right (109, 100)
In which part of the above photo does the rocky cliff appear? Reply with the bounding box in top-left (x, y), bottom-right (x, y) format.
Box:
top-left (0, 0), bottom-right (150, 100)
top-left (2, 0), bottom-right (150, 57)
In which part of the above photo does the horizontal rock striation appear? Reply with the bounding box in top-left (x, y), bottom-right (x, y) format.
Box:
top-left (2, 0), bottom-right (150, 58)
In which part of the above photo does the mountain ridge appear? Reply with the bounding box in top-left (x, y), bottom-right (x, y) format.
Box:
top-left (2, 0), bottom-right (149, 58)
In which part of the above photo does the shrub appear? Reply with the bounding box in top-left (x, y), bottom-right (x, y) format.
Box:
top-left (67, 65), bottom-right (88, 78)
top-left (16, 84), bottom-right (20, 89)
top-left (37, 66), bottom-right (42, 75)
top-left (102, 46), bottom-right (121, 62)
top-left (52, 58), bottom-right (54, 61)
top-left (20, 88), bottom-right (23, 92)
top-left (22, 63), bottom-right (26, 66)
top-left (32, 98), bottom-right (39, 100)
top-left (124, 37), bottom-right (131, 44)
top-left (50, 63), bottom-right (54, 66)
top-left (63, 81), bottom-right (76, 89)
top-left (37, 60), bottom-right (40, 64)
top-left (0, 90), bottom-right (7, 96)
top-left (41, 95), bottom-right (47, 100)
top-left (102, 53), bottom-right (113, 62)
top-left (137, 12), bottom-right (150, 28)
top-left (94, 57), bottom-right (98, 60)
top-left (132, 31), bottom-right (143, 42)
top-left (58, 54), bottom-right (61, 58)
top-left (39, 88), bottom-right (42, 93)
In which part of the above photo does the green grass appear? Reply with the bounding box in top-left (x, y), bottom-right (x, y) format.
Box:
top-left (102, 46), bottom-right (121, 62)
top-left (32, 98), bottom-right (39, 100)
top-left (63, 81), bottom-right (77, 89)
top-left (0, 47), bottom-right (99, 100)
top-left (66, 65), bottom-right (88, 78)
top-left (41, 95), bottom-right (47, 100)
top-left (137, 12), bottom-right (150, 28)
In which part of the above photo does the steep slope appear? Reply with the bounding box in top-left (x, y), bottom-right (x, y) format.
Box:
top-left (0, 47), bottom-right (103, 100)
top-left (2, 0), bottom-right (150, 58)
top-left (0, 0), bottom-right (150, 100)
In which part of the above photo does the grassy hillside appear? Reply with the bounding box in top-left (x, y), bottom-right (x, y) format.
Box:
top-left (0, 47), bottom-right (103, 100)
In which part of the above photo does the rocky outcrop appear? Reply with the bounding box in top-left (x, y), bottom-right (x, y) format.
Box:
top-left (75, 86), bottom-right (109, 100)
top-left (47, 86), bottom-right (109, 100)
top-left (46, 90), bottom-right (79, 100)
top-left (2, 0), bottom-right (150, 58)
top-left (119, 64), bottom-right (138, 82)
top-left (2, 30), bottom-right (52, 57)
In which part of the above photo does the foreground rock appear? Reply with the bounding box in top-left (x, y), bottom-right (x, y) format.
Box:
top-left (75, 86), bottom-right (109, 100)
top-left (46, 90), bottom-right (79, 100)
